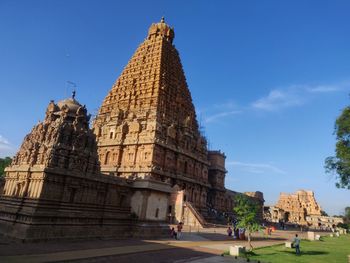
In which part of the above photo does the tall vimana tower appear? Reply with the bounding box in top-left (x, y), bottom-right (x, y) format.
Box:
top-left (92, 18), bottom-right (263, 223)
top-left (93, 18), bottom-right (216, 215)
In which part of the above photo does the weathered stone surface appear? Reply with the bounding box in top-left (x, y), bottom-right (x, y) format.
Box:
top-left (0, 96), bottom-right (134, 240)
top-left (92, 18), bottom-right (263, 222)
top-left (276, 190), bottom-right (321, 224)
top-left (264, 190), bottom-right (343, 228)
top-left (93, 18), bottom-right (211, 213)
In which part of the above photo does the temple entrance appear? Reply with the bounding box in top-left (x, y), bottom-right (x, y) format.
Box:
top-left (303, 208), bottom-right (308, 221)
top-left (284, 212), bottom-right (290, 222)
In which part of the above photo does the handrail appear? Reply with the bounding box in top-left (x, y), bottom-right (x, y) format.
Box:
top-left (184, 201), bottom-right (207, 226)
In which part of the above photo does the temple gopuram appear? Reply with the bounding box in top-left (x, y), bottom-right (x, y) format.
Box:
top-left (263, 190), bottom-right (343, 229)
top-left (0, 18), bottom-right (263, 240)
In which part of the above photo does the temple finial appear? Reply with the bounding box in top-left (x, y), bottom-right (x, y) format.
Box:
top-left (161, 16), bottom-right (165, 23)
top-left (72, 90), bottom-right (76, 99)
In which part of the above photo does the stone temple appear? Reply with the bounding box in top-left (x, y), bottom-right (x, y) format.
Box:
top-left (0, 18), bottom-right (263, 240)
top-left (264, 190), bottom-right (343, 228)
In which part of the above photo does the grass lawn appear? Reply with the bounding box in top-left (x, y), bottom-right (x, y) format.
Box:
top-left (246, 234), bottom-right (350, 263)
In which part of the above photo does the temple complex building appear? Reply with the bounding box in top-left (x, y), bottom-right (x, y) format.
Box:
top-left (0, 18), bottom-right (263, 240)
top-left (92, 17), bottom-right (263, 224)
top-left (0, 97), bottom-right (138, 240)
top-left (264, 190), bottom-right (343, 228)
top-left (93, 17), bottom-right (211, 218)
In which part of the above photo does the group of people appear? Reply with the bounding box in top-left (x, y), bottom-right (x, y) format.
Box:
top-left (227, 226), bottom-right (246, 240)
top-left (170, 222), bottom-right (183, 240)
top-left (170, 222), bottom-right (302, 256)
top-left (226, 226), bottom-right (301, 256)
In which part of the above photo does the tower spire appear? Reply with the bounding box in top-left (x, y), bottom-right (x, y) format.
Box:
top-left (147, 17), bottom-right (175, 43)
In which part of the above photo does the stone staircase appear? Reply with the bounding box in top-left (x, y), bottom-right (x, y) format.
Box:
top-left (183, 202), bottom-right (228, 228)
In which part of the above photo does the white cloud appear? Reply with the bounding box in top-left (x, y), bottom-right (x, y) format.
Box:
top-left (0, 135), bottom-right (10, 146)
top-left (251, 85), bottom-right (306, 111)
top-left (307, 81), bottom-right (350, 93)
top-left (307, 85), bottom-right (341, 93)
top-left (199, 80), bottom-right (349, 122)
top-left (204, 110), bottom-right (242, 123)
top-left (252, 81), bottom-right (348, 112)
top-left (198, 100), bottom-right (242, 124)
top-left (212, 101), bottom-right (238, 109)
top-left (0, 135), bottom-right (16, 158)
top-left (227, 161), bottom-right (286, 175)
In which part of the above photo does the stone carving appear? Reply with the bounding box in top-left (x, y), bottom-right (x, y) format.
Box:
top-left (264, 190), bottom-right (343, 228)
top-left (92, 18), bottom-right (264, 218)
top-left (0, 95), bottom-right (135, 240)
top-left (11, 98), bottom-right (100, 174)
top-left (92, 17), bottom-right (213, 209)
top-left (271, 190), bottom-right (321, 224)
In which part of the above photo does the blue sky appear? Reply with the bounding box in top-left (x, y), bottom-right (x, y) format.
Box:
top-left (0, 0), bottom-right (349, 215)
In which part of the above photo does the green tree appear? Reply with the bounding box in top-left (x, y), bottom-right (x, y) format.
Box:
top-left (321, 210), bottom-right (329, 216)
top-left (325, 106), bottom-right (350, 189)
top-left (233, 194), bottom-right (261, 251)
top-left (345, 207), bottom-right (350, 223)
top-left (0, 157), bottom-right (12, 177)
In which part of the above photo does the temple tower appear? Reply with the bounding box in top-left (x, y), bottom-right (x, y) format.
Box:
top-left (93, 18), bottom-right (210, 211)
top-left (275, 190), bottom-right (321, 224)
top-left (0, 95), bottom-right (132, 240)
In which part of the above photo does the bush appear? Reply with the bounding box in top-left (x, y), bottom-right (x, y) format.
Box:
top-left (337, 223), bottom-right (349, 229)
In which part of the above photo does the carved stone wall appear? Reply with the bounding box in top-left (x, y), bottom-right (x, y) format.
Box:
top-left (208, 151), bottom-right (226, 190)
top-left (92, 18), bottom-right (264, 222)
top-left (271, 190), bottom-right (343, 229)
top-left (10, 99), bottom-right (100, 174)
top-left (274, 190), bottom-right (322, 225)
top-left (93, 18), bottom-right (210, 210)
top-left (0, 98), bottom-right (137, 240)
top-left (306, 215), bottom-right (343, 228)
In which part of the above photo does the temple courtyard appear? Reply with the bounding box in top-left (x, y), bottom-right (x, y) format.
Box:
top-left (0, 227), bottom-right (348, 263)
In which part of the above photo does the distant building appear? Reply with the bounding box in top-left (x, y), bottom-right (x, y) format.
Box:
top-left (264, 190), bottom-right (343, 228)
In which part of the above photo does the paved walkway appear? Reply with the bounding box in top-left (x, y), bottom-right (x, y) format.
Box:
top-left (0, 229), bottom-right (328, 263)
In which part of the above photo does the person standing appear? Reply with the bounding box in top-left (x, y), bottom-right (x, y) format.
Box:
top-left (227, 226), bottom-right (232, 237)
top-left (177, 222), bottom-right (183, 240)
top-left (293, 234), bottom-right (301, 255)
top-left (170, 227), bottom-right (177, 240)
top-left (234, 226), bottom-right (239, 239)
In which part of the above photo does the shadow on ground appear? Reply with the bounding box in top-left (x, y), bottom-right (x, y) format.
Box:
top-left (0, 235), bottom-right (218, 263)
top-left (196, 232), bottom-right (286, 242)
top-left (283, 250), bottom-right (329, 256)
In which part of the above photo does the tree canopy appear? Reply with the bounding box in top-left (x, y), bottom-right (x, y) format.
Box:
top-left (321, 210), bottom-right (329, 216)
top-left (233, 194), bottom-right (261, 251)
top-left (325, 106), bottom-right (350, 189)
top-left (0, 157), bottom-right (12, 177)
top-left (345, 207), bottom-right (350, 221)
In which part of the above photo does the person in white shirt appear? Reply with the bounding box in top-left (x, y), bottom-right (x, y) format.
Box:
top-left (293, 234), bottom-right (301, 255)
